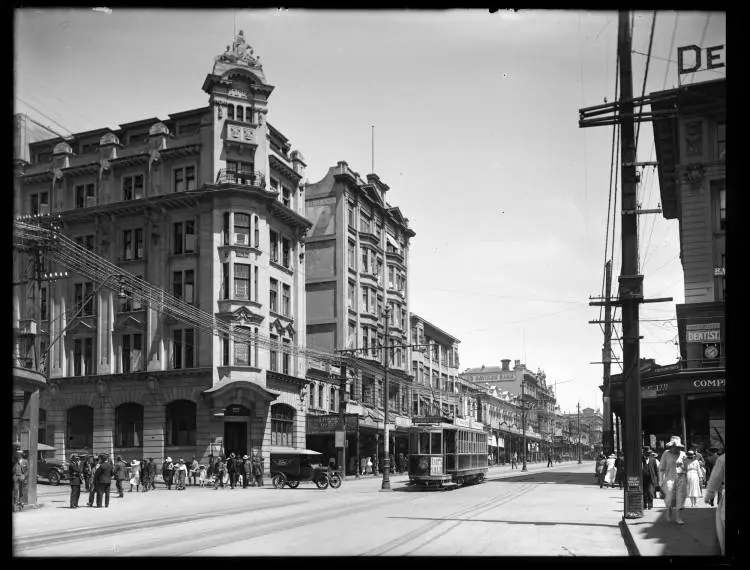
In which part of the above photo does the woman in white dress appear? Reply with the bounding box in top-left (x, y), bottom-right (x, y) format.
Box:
top-left (129, 459), bottom-right (140, 492)
top-left (685, 450), bottom-right (705, 507)
top-left (604, 453), bottom-right (617, 487)
top-left (659, 435), bottom-right (688, 524)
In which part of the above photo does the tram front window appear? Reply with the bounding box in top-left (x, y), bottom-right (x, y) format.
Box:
top-left (431, 432), bottom-right (442, 455)
top-left (419, 433), bottom-right (430, 454)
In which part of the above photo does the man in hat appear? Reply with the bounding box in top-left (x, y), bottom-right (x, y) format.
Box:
top-left (82, 454), bottom-right (93, 492)
top-left (114, 455), bottom-right (128, 498)
top-left (658, 435), bottom-right (688, 524)
top-left (213, 456), bottom-right (226, 490)
top-left (86, 455), bottom-right (101, 506)
top-left (12, 449), bottom-right (29, 512)
top-left (241, 455), bottom-right (252, 488)
top-left (641, 447), bottom-right (659, 509)
top-left (190, 456), bottom-right (200, 487)
top-left (68, 454), bottom-right (83, 508)
top-left (227, 452), bottom-right (237, 489)
top-left (95, 453), bottom-right (114, 508)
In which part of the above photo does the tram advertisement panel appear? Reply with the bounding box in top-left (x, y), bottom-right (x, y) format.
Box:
top-left (430, 456), bottom-right (443, 475)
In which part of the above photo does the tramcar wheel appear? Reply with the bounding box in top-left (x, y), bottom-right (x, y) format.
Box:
top-left (287, 481), bottom-right (299, 488)
top-left (477, 473), bottom-right (485, 484)
top-left (315, 476), bottom-right (329, 490)
top-left (456, 477), bottom-right (464, 487)
top-left (272, 474), bottom-right (286, 489)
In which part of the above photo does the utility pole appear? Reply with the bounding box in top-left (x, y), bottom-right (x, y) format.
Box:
top-left (521, 379), bottom-right (527, 472)
top-left (577, 402), bottom-right (582, 464)
top-left (338, 359), bottom-right (348, 480)
top-left (617, 10), bottom-right (644, 519)
top-left (380, 306), bottom-right (392, 491)
top-left (603, 260), bottom-right (615, 454)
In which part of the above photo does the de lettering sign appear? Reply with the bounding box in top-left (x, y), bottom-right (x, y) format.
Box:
top-left (678, 44), bottom-right (725, 75)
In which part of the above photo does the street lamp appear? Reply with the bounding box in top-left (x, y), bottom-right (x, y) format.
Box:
top-left (380, 306), bottom-right (392, 492)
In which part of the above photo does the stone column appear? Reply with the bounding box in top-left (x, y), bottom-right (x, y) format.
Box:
top-left (142, 395), bottom-right (166, 469)
top-left (93, 396), bottom-right (115, 458)
top-left (48, 408), bottom-right (67, 461)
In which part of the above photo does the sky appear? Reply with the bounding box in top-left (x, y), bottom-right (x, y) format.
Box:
top-left (14, 8), bottom-right (726, 414)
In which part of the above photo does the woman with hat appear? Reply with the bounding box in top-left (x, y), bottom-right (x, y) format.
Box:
top-left (658, 435), bottom-right (688, 524)
top-left (129, 459), bottom-right (141, 492)
top-left (163, 457), bottom-right (175, 490)
top-left (242, 455), bottom-right (252, 488)
top-left (685, 450), bottom-right (705, 508)
top-left (603, 453), bottom-right (617, 488)
top-left (175, 458), bottom-right (188, 490)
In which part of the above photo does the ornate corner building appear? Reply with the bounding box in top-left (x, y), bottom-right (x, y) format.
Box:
top-left (12, 31), bottom-right (314, 473)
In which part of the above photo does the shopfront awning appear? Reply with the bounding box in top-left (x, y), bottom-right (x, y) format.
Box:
top-left (489, 435), bottom-right (498, 447)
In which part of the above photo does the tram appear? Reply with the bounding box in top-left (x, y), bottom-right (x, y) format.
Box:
top-left (407, 416), bottom-right (488, 489)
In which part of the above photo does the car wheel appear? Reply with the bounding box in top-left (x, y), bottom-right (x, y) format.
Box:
top-left (315, 476), bottom-right (329, 490)
top-left (272, 474), bottom-right (285, 489)
top-left (48, 470), bottom-right (61, 486)
top-left (329, 473), bottom-right (342, 489)
top-left (287, 481), bottom-right (299, 489)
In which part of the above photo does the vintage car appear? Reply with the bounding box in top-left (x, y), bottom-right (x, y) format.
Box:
top-left (270, 449), bottom-right (342, 490)
top-left (23, 444), bottom-right (69, 486)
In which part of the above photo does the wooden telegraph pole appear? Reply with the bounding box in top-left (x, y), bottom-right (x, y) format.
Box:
top-left (616, 10), bottom-right (645, 519)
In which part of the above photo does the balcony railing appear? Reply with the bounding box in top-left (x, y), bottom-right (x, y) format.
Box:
top-left (215, 169), bottom-right (266, 189)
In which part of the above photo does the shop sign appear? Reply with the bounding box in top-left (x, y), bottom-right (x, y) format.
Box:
top-left (335, 431), bottom-right (346, 448)
top-left (412, 415), bottom-right (447, 425)
top-left (693, 378), bottom-right (725, 390)
top-left (627, 476), bottom-right (640, 490)
top-left (430, 456), bottom-right (443, 476)
top-left (686, 323), bottom-right (721, 343)
top-left (306, 414), bottom-right (359, 434)
top-left (677, 44), bottom-right (725, 75)
top-left (454, 418), bottom-right (471, 428)
top-left (395, 416), bottom-right (411, 428)
top-left (641, 383), bottom-right (669, 399)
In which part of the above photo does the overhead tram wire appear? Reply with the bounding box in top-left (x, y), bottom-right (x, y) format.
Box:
top-left (14, 219), bottom-right (347, 368)
top-left (690, 13), bottom-right (712, 85)
top-left (15, 96), bottom-right (77, 141)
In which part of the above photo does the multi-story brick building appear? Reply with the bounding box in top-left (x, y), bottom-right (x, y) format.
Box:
top-left (12, 30), bottom-right (313, 474)
top-left (304, 160), bottom-right (415, 473)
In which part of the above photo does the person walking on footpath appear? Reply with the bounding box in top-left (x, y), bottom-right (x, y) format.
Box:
top-left (175, 458), bottom-right (188, 490)
top-left (614, 451), bottom-right (626, 490)
top-left (12, 449), bottom-right (29, 512)
top-left (511, 451), bottom-right (518, 470)
top-left (213, 456), bottom-right (226, 490)
top-left (139, 458), bottom-right (148, 492)
top-left (82, 454), bottom-right (94, 493)
top-left (129, 459), bottom-right (140, 492)
top-left (67, 454), bottom-right (83, 508)
top-left (641, 447), bottom-right (659, 509)
top-left (95, 453), bottom-right (114, 508)
top-left (190, 456), bottom-right (199, 487)
top-left (546, 451), bottom-right (553, 468)
top-left (704, 451), bottom-right (726, 555)
top-left (114, 455), bottom-right (128, 498)
top-left (242, 455), bottom-right (252, 488)
top-left (658, 435), bottom-right (688, 524)
top-left (685, 450), bottom-right (705, 508)
top-left (163, 457), bottom-right (175, 491)
top-left (604, 453), bottom-right (617, 488)
top-left (87, 455), bottom-right (102, 506)
top-left (227, 453), bottom-right (238, 489)
top-left (252, 454), bottom-right (264, 487)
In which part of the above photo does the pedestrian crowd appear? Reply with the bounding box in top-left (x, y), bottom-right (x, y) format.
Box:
top-left (593, 435), bottom-right (726, 555)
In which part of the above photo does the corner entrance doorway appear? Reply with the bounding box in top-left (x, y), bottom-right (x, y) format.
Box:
top-left (224, 421), bottom-right (248, 458)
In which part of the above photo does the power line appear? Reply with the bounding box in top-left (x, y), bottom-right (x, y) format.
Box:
top-left (15, 96), bottom-right (76, 140)
top-left (689, 13), bottom-right (712, 84)
top-left (634, 10), bottom-right (657, 150)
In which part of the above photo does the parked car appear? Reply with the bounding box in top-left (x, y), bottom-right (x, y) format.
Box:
top-left (23, 444), bottom-right (69, 486)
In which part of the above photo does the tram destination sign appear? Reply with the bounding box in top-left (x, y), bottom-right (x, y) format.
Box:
top-left (306, 414), bottom-right (359, 434)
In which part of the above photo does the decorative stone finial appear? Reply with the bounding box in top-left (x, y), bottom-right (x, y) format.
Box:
top-left (148, 122), bottom-right (170, 137)
top-left (53, 142), bottom-right (73, 155)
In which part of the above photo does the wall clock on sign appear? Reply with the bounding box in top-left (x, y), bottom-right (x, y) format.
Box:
top-left (703, 344), bottom-right (720, 359)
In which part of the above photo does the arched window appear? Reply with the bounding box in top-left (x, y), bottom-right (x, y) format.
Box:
top-left (329, 386), bottom-right (337, 411)
top-left (227, 104), bottom-right (234, 121)
top-left (271, 404), bottom-right (294, 447)
top-left (236, 106), bottom-right (244, 122)
top-left (67, 405), bottom-right (93, 450)
top-left (115, 403), bottom-right (143, 448)
top-left (318, 384), bottom-right (324, 409)
top-left (166, 400), bottom-right (196, 446)
top-left (309, 383), bottom-right (315, 409)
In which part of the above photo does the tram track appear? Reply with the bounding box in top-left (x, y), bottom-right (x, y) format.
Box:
top-left (363, 482), bottom-right (535, 556)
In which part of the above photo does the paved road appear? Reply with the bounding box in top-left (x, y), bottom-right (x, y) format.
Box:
top-left (13, 461), bottom-right (629, 556)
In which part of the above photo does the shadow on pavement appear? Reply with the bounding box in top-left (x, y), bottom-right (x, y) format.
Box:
top-left (489, 470), bottom-right (602, 487)
top-left (629, 506), bottom-right (720, 556)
